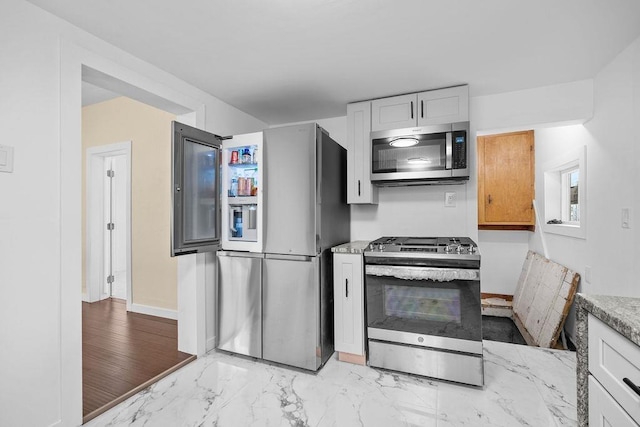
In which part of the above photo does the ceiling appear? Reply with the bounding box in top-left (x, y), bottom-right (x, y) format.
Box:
top-left (27, 0), bottom-right (640, 125)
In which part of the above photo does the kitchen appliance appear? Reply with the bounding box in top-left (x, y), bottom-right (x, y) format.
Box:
top-left (260, 123), bottom-right (350, 371)
top-left (171, 121), bottom-right (350, 372)
top-left (364, 236), bottom-right (483, 386)
top-left (370, 122), bottom-right (469, 185)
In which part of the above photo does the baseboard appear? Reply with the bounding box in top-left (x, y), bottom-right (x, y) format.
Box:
top-left (82, 292), bottom-right (89, 302)
top-left (130, 303), bottom-right (178, 320)
top-left (338, 352), bottom-right (367, 366)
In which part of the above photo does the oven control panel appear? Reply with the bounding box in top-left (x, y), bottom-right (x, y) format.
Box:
top-left (366, 236), bottom-right (479, 258)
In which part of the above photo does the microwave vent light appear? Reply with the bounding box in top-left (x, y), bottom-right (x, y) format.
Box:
top-left (389, 137), bottom-right (419, 148)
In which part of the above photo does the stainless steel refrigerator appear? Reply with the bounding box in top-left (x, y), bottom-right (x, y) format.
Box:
top-left (171, 121), bottom-right (350, 372)
top-left (260, 123), bottom-right (350, 371)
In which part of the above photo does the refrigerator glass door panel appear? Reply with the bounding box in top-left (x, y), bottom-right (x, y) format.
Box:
top-left (171, 121), bottom-right (221, 256)
top-left (262, 256), bottom-right (319, 370)
top-left (217, 252), bottom-right (262, 358)
top-left (263, 124), bottom-right (317, 256)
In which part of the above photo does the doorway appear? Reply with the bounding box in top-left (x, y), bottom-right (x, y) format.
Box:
top-left (60, 43), bottom-right (213, 426)
top-left (81, 94), bottom-right (195, 422)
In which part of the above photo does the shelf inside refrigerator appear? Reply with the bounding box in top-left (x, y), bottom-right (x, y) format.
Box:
top-left (228, 196), bottom-right (258, 205)
top-left (228, 162), bottom-right (258, 168)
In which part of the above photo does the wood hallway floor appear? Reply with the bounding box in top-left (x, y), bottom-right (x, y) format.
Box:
top-left (82, 298), bottom-right (196, 423)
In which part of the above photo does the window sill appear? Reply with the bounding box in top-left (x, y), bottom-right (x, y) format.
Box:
top-left (544, 223), bottom-right (586, 239)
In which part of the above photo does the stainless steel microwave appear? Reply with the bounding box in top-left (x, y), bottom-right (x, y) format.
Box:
top-left (370, 122), bottom-right (469, 185)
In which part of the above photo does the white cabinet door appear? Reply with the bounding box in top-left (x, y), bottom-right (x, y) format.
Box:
top-left (346, 102), bottom-right (378, 204)
top-left (589, 376), bottom-right (638, 427)
top-left (417, 85), bottom-right (469, 126)
top-left (333, 253), bottom-right (365, 356)
top-left (588, 314), bottom-right (640, 424)
top-left (371, 93), bottom-right (418, 131)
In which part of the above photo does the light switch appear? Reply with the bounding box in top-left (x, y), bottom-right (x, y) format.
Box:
top-left (622, 208), bottom-right (631, 229)
top-left (0, 145), bottom-right (14, 173)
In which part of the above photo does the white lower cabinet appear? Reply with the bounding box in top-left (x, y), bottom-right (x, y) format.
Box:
top-left (588, 314), bottom-right (640, 426)
top-left (589, 376), bottom-right (638, 426)
top-left (333, 252), bottom-right (365, 358)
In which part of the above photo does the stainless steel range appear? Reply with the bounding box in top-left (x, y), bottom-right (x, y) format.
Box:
top-left (364, 236), bottom-right (483, 386)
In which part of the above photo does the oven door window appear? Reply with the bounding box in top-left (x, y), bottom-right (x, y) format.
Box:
top-left (366, 274), bottom-right (481, 342)
top-left (372, 133), bottom-right (446, 174)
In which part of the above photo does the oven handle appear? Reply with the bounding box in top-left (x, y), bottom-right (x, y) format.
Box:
top-left (365, 265), bottom-right (480, 282)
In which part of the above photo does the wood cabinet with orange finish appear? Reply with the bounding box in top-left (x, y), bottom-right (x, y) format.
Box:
top-left (477, 130), bottom-right (535, 231)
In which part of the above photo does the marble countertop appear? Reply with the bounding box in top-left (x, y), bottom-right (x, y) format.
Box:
top-left (331, 241), bottom-right (371, 254)
top-left (575, 293), bottom-right (640, 347)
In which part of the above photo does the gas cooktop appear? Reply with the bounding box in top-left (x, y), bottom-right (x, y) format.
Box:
top-left (365, 236), bottom-right (480, 259)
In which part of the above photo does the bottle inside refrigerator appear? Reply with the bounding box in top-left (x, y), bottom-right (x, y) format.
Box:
top-left (221, 132), bottom-right (263, 252)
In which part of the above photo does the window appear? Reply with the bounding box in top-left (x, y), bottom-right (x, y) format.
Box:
top-left (543, 146), bottom-right (586, 239)
top-left (561, 167), bottom-right (579, 224)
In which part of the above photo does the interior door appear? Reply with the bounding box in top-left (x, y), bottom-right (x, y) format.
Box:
top-left (171, 121), bottom-right (223, 256)
top-left (477, 130), bottom-right (535, 228)
top-left (104, 155), bottom-right (128, 299)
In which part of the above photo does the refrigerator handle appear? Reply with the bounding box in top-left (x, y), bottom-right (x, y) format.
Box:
top-left (264, 253), bottom-right (313, 262)
top-left (229, 207), bottom-right (236, 232)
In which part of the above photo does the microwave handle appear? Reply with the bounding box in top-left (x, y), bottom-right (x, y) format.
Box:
top-left (445, 132), bottom-right (453, 169)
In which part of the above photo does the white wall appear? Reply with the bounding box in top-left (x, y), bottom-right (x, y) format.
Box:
top-left (530, 124), bottom-right (591, 339)
top-left (0, 1), bottom-right (266, 426)
top-left (530, 36), bottom-right (640, 340)
top-left (471, 80), bottom-right (594, 296)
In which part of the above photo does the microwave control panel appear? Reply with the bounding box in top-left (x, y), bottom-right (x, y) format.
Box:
top-left (452, 131), bottom-right (467, 169)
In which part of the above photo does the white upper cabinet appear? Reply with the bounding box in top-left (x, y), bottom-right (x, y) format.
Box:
top-left (371, 85), bottom-right (469, 131)
top-left (347, 101), bottom-right (378, 204)
top-left (418, 85), bottom-right (469, 126)
top-left (370, 93), bottom-right (418, 132)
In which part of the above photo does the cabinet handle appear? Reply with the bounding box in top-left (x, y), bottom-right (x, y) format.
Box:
top-left (488, 194), bottom-right (493, 204)
top-left (358, 180), bottom-right (361, 196)
top-left (410, 101), bottom-right (414, 119)
top-left (623, 378), bottom-right (640, 397)
top-left (421, 100), bottom-right (424, 118)
top-left (345, 278), bottom-right (349, 298)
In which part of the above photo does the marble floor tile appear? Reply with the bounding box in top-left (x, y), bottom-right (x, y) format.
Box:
top-left (85, 340), bottom-right (576, 427)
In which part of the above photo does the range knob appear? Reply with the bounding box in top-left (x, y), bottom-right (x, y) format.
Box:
top-left (377, 243), bottom-right (385, 251)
